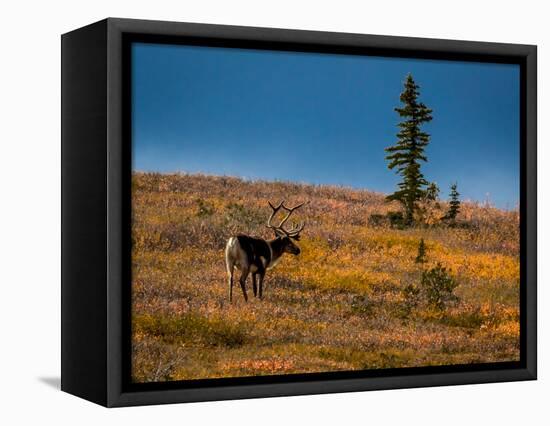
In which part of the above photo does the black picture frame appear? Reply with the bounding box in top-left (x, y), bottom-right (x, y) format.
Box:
top-left (61, 17), bottom-right (537, 407)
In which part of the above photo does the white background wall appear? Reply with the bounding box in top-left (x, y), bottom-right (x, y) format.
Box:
top-left (0, 0), bottom-right (546, 424)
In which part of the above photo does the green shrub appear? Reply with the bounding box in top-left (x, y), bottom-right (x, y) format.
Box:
top-left (420, 263), bottom-right (458, 310)
top-left (368, 213), bottom-right (388, 228)
top-left (224, 202), bottom-right (264, 228)
top-left (196, 198), bottom-right (214, 217)
top-left (387, 211), bottom-right (406, 229)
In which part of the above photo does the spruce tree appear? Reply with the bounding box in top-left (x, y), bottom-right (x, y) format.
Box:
top-left (385, 74), bottom-right (433, 225)
top-left (445, 183), bottom-right (461, 220)
top-left (425, 182), bottom-right (440, 202)
top-left (415, 238), bottom-right (427, 264)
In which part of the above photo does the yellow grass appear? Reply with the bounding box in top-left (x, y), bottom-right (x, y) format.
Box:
top-left (131, 172), bottom-right (520, 382)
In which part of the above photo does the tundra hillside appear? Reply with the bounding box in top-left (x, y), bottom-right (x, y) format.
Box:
top-left (132, 172), bottom-right (519, 382)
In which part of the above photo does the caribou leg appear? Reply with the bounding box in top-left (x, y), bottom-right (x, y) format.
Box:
top-left (258, 272), bottom-right (265, 300)
top-left (228, 267), bottom-right (234, 302)
top-left (252, 274), bottom-right (258, 298)
top-left (239, 267), bottom-right (249, 302)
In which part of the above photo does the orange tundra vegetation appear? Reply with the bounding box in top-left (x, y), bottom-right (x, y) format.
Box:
top-left (131, 172), bottom-right (520, 382)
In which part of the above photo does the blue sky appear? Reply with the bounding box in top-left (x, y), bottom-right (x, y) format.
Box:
top-left (132, 43), bottom-right (520, 209)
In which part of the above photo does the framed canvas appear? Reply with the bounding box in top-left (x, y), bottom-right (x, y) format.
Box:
top-left (61, 18), bottom-right (537, 407)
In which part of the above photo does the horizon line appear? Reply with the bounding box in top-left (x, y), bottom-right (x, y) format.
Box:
top-left (132, 170), bottom-right (519, 212)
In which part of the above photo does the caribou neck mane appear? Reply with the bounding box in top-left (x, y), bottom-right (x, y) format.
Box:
top-left (266, 236), bottom-right (288, 268)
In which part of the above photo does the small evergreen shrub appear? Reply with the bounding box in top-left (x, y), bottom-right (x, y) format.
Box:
top-left (387, 211), bottom-right (406, 229)
top-left (425, 182), bottom-right (440, 202)
top-left (415, 238), bottom-right (427, 264)
top-left (443, 183), bottom-right (461, 222)
top-left (420, 263), bottom-right (459, 310)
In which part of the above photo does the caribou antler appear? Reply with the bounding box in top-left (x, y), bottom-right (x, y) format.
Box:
top-left (267, 200), bottom-right (306, 239)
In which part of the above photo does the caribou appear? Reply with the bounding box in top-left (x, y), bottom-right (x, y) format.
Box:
top-left (225, 200), bottom-right (305, 302)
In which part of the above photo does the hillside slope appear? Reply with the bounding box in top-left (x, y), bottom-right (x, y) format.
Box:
top-left (131, 172), bottom-right (520, 382)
